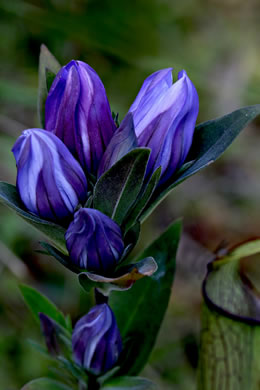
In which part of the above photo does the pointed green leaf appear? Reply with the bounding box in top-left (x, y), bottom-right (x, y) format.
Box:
top-left (124, 167), bottom-right (161, 233)
top-left (40, 242), bottom-right (79, 274)
top-left (110, 219), bottom-right (182, 375)
top-left (21, 378), bottom-right (71, 390)
top-left (98, 113), bottom-right (137, 177)
top-left (102, 376), bottom-right (157, 390)
top-left (38, 44), bottom-right (61, 127)
top-left (93, 148), bottom-right (150, 225)
top-left (198, 238), bottom-right (260, 390)
top-left (141, 104), bottom-right (260, 222)
top-left (0, 182), bottom-right (67, 254)
top-left (19, 284), bottom-right (67, 329)
top-left (79, 257), bottom-right (158, 295)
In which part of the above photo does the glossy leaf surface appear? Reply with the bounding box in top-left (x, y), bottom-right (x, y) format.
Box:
top-left (93, 148), bottom-right (150, 225)
top-left (0, 182), bottom-right (67, 254)
top-left (19, 284), bottom-right (67, 329)
top-left (110, 219), bottom-right (182, 375)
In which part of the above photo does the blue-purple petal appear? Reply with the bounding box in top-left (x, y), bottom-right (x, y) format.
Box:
top-left (12, 128), bottom-right (88, 222)
top-left (65, 208), bottom-right (124, 274)
top-left (45, 60), bottom-right (116, 175)
top-left (72, 304), bottom-right (122, 375)
top-left (98, 113), bottom-right (137, 177)
top-left (129, 69), bottom-right (199, 184)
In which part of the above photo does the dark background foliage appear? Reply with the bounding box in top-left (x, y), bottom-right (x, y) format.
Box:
top-left (0, 0), bottom-right (259, 388)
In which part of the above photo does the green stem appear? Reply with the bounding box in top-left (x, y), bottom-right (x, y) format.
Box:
top-left (88, 375), bottom-right (100, 390)
top-left (94, 288), bottom-right (109, 305)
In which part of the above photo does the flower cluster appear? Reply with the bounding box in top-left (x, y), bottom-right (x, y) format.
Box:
top-left (13, 58), bottom-right (199, 378)
top-left (12, 60), bottom-right (198, 275)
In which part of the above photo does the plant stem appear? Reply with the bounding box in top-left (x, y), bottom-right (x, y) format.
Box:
top-left (94, 288), bottom-right (109, 305)
top-left (88, 375), bottom-right (100, 390)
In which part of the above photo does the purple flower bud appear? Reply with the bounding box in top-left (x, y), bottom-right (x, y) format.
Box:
top-left (72, 304), bottom-right (122, 375)
top-left (129, 69), bottom-right (199, 184)
top-left (45, 60), bottom-right (116, 175)
top-left (39, 313), bottom-right (60, 356)
top-left (65, 208), bottom-right (124, 274)
top-left (12, 128), bottom-right (88, 222)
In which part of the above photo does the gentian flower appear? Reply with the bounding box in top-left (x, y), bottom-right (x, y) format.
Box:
top-left (72, 304), bottom-right (122, 375)
top-left (12, 128), bottom-right (87, 222)
top-left (45, 60), bottom-right (116, 176)
top-left (129, 69), bottom-right (199, 184)
top-left (65, 208), bottom-right (124, 274)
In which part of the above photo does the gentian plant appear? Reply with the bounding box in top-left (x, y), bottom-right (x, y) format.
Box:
top-left (0, 45), bottom-right (260, 390)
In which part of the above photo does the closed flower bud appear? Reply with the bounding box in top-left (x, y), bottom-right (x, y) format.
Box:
top-left (12, 128), bottom-right (88, 222)
top-left (129, 69), bottom-right (199, 184)
top-left (45, 60), bottom-right (116, 175)
top-left (72, 304), bottom-right (122, 375)
top-left (65, 208), bottom-right (124, 274)
top-left (39, 313), bottom-right (60, 356)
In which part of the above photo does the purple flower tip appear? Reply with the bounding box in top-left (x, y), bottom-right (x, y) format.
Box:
top-left (72, 304), bottom-right (122, 375)
top-left (129, 68), bottom-right (199, 184)
top-left (45, 60), bottom-right (116, 176)
top-left (65, 208), bottom-right (124, 274)
top-left (12, 128), bottom-right (88, 222)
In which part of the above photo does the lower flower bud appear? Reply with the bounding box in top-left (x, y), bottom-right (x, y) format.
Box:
top-left (72, 304), bottom-right (122, 375)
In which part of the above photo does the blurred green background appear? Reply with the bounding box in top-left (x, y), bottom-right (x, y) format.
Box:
top-left (0, 0), bottom-right (260, 388)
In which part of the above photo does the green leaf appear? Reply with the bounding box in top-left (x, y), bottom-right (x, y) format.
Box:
top-left (19, 284), bottom-right (67, 329)
top-left (38, 44), bottom-right (61, 127)
top-left (110, 219), bottom-right (182, 375)
top-left (79, 257), bottom-right (158, 295)
top-left (141, 104), bottom-right (260, 222)
top-left (0, 182), bottom-right (67, 254)
top-left (98, 113), bottom-right (137, 177)
top-left (198, 238), bottom-right (260, 390)
top-left (124, 167), bottom-right (161, 233)
top-left (93, 148), bottom-right (150, 225)
top-left (40, 242), bottom-right (79, 274)
top-left (21, 378), bottom-right (71, 390)
top-left (102, 376), bottom-right (157, 390)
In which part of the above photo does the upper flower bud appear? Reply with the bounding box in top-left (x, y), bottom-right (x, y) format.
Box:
top-left (72, 304), bottom-right (122, 375)
top-left (65, 208), bottom-right (124, 274)
top-left (129, 69), bottom-right (199, 184)
top-left (12, 128), bottom-right (88, 222)
top-left (45, 60), bottom-right (116, 176)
